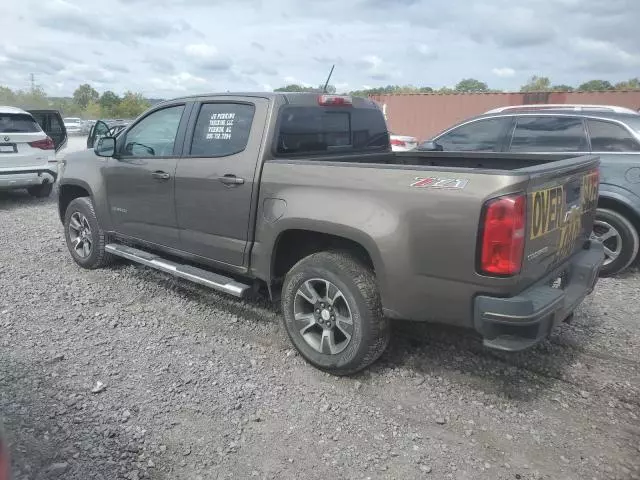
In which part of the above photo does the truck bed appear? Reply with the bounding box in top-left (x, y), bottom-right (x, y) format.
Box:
top-left (282, 151), bottom-right (592, 173)
top-left (391, 151), bottom-right (584, 171)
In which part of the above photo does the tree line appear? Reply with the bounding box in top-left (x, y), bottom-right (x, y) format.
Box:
top-left (276, 76), bottom-right (640, 96)
top-left (0, 83), bottom-right (153, 119)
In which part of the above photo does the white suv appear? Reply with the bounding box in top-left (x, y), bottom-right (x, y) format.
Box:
top-left (0, 106), bottom-right (67, 197)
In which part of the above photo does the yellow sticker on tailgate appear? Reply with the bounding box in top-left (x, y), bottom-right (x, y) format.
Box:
top-left (580, 171), bottom-right (599, 213)
top-left (530, 185), bottom-right (564, 240)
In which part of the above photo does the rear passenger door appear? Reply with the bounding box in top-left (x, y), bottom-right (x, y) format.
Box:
top-left (507, 116), bottom-right (588, 152)
top-left (174, 97), bottom-right (270, 267)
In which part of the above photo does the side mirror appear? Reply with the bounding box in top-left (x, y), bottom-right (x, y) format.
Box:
top-left (95, 137), bottom-right (116, 157)
top-left (418, 140), bottom-right (443, 151)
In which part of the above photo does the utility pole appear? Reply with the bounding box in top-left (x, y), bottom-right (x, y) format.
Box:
top-left (30, 73), bottom-right (35, 92)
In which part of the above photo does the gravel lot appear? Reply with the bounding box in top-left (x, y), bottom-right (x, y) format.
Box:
top-left (0, 146), bottom-right (639, 479)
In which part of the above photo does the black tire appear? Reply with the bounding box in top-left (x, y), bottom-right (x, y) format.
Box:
top-left (63, 197), bottom-right (115, 270)
top-left (27, 183), bottom-right (53, 198)
top-left (594, 208), bottom-right (639, 277)
top-left (281, 251), bottom-right (390, 376)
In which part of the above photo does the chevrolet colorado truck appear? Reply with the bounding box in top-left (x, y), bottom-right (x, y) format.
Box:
top-left (57, 92), bottom-right (604, 375)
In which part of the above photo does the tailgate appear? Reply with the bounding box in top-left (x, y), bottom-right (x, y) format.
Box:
top-left (523, 156), bottom-right (600, 283)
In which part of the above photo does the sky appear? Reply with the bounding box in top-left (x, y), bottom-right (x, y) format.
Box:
top-left (1, 0), bottom-right (639, 98)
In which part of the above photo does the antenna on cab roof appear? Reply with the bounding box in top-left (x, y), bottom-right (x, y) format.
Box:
top-left (322, 65), bottom-right (335, 93)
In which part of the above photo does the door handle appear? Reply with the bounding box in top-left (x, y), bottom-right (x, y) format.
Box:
top-left (218, 174), bottom-right (245, 185)
top-left (151, 171), bottom-right (171, 180)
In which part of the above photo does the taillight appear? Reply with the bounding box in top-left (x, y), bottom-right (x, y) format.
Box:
top-left (479, 193), bottom-right (526, 276)
top-left (390, 138), bottom-right (406, 147)
top-left (29, 136), bottom-right (55, 150)
top-left (318, 95), bottom-right (352, 106)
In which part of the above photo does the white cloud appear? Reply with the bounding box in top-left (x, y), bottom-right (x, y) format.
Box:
top-left (184, 43), bottom-right (218, 59)
top-left (492, 67), bottom-right (516, 77)
top-left (0, 0), bottom-right (638, 97)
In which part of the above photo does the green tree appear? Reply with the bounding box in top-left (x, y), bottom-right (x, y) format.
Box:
top-left (614, 78), bottom-right (640, 90)
top-left (454, 78), bottom-right (489, 93)
top-left (274, 84), bottom-right (313, 92)
top-left (113, 91), bottom-right (150, 118)
top-left (578, 80), bottom-right (614, 91)
top-left (73, 84), bottom-right (99, 109)
top-left (520, 76), bottom-right (551, 92)
top-left (437, 86), bottom-right (455, 94)
top-left (16, 86), bottom-right (49, 108)
top-left (0, 86), bottom-right (17, 105)
top-left (99, 90), bottom-right (121, 116)
top-left (85, 100), bottom-right (102, 119)
top-left (551, 84), bottom-right (574, 91)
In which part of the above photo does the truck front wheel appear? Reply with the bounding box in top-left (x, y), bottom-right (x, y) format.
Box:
top-left (281, 251), bottom-right (390, 375)
top-left (64, 197), bottom-right (115, 270)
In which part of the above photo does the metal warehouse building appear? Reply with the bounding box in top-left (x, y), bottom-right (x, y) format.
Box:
top-left (371, 90), bottom-right (640, 142)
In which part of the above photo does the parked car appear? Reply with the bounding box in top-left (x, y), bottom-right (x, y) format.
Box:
top-left (57, 93), bottom-right (603, 375)
top-left (0, 106), bottom-right (67, 197)
top-left (81, 119), bottom-right (96, 135)
top-left (418, 104), bottom-right (640, 276)
top-left (390, 132), bottom-right (418, 151)
top-left (63, 117), bottom-right (83, 135)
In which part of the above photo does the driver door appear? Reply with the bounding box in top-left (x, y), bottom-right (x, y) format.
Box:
top-left (103, 103), bottom-right (190, 249)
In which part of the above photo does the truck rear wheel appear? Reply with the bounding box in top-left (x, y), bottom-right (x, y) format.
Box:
top-left (281, 251), bottom-right (390, 376)
top-left (64, 197), bottom-right (115, 270)
top-left (593, 208), bottom-right (639, 277)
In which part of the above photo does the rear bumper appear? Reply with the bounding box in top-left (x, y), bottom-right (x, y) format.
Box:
top-left (473, 241), bottom-right (605, 351)
top-left (0, 166), bottom-right (59, 190)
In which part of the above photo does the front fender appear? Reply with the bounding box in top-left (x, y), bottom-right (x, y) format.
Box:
top-left (57, 150), bottom-right (111, 229)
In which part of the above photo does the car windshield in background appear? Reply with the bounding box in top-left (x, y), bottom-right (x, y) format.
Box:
top-left (0, 113), bottom-right (40, 133)
top-left (276, 106), bottom-right (389, 156)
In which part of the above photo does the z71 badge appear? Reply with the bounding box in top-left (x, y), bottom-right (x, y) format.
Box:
top-left (410, 177), bottom-right (469, 189)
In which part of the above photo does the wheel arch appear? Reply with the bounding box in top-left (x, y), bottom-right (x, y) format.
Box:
top-left (58, 181), bottom-right (93, 223)
top-left (268, 225), bottom-right (386, 299)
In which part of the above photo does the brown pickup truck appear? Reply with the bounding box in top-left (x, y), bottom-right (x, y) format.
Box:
top-left (57, 92), bottom-right (604, 375)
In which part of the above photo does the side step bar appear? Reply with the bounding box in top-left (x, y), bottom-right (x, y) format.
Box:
top-left (105, 244), bottom-right (250, 298)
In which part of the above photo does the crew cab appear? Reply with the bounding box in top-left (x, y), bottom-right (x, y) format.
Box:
top-left (0, 107), bottom-right (67, 197)
top-left (57, 93), bottom-right (604, 375)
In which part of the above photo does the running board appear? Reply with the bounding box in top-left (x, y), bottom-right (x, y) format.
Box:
top-left (105, 244), bottom-right (250, 298)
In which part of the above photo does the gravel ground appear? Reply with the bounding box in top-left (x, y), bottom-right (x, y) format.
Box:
top-left (0, 184), bottom-right (638, 479)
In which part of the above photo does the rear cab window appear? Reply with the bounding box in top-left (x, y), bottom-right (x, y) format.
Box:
top-left (0, 113), bottom-right (41, 133)
top-left (509, 116), bottom-right (588, 152)
top-left (275, 102), bottom-right (389, 157)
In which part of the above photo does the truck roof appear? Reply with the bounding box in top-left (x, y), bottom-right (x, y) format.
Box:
top-left (159, 92), bottom-right (380, 108)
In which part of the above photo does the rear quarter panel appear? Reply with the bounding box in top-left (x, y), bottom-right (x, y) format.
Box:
top-left (254, 160), bottom-right (533, 326)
